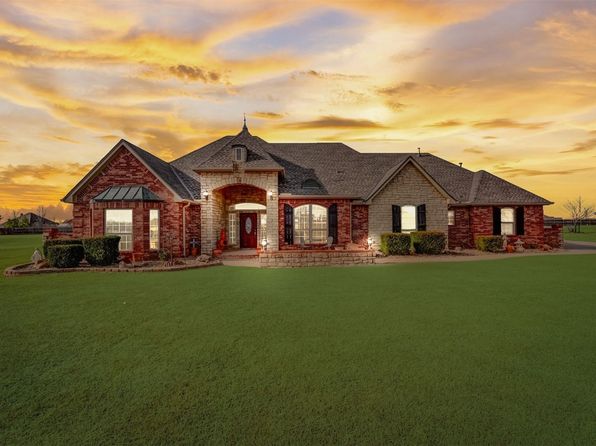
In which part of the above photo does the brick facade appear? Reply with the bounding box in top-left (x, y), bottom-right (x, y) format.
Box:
top-left (351, 204), bottom-right (369, 247)
top-left (71, 147), bottom-right (199, 259)
top-left (278, 198), bottom-right (352, 249)
top-left (368, 162), bottom-right (449, 248)
top-left (448, 204), bottom-right (551, 249)
top-left (67, 144), bottom-right (558, 259)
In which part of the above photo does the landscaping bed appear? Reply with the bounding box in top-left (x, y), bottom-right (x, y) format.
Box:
top-left (4, 258), bottom-right (222, 276)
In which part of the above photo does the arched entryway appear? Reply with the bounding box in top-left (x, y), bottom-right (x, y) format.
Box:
top-left (212, 183), bottom-right (268, 252)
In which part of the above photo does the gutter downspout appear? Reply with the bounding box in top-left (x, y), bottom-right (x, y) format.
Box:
top-left (182, 201), bottom-right (192, 257)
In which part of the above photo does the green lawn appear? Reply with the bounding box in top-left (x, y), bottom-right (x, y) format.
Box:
top-left (564, 224), bottom-right (596, 242)
top-left (1, 235), bottom-right (595, 445)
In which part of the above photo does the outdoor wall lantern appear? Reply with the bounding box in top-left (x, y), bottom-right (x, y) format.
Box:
top-left (367, 237), bottom-right (374, 250)
top-left (202, 191), bottom-right (209, 199)
top-left (261, 238), bottom-right (268, 251)
top-left (267, 191), bottom-right (273, 199)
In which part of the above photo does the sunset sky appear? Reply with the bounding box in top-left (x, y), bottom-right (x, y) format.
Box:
top-left (1, 0), bottom-right (595, 221)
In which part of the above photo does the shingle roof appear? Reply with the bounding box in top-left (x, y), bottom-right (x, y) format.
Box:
top-left (93, 185), bottom-right (163, 201)
top-left (123, 141), bottom-right (196, 200)
top-left (190, 127), bottom-right (283, 171)
top-left (119, 130), bottom-right (551, 206)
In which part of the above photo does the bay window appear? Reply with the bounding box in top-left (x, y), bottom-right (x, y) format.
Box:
top-left (105, 209), bottom-right (133, 251)
top-left (294, 204), bottom-right (327, 244)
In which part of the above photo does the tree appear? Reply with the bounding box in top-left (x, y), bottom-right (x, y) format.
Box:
top-left (564, 196), bottom-right (595, 233)
top-left (3, 213), bottom-right (28, 229)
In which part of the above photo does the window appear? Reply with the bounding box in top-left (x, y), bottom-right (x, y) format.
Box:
top-left (260, 213), bottom-right (267, 244)
top-left (232, 144), bottom-right (246, 162)
top-left (228, 213), bottom-right (238, 245)
top-left (105, 209), bottom-right (133, 251)
top-left (149, 209), bottom-right (159, 250)
top-left (401, 205), bottom-right (417, 232)
top-left (501, 207), bottom-right (515, 235)
top-left (294, 204), bottom-right (327, 244)
top-left (448, 210), bottom-right (455, 225)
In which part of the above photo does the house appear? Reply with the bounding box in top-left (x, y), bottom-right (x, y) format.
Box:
top-left (0, 212), bottom-right (58, 229)
top-left (62, 122), bottom-right (558, 258)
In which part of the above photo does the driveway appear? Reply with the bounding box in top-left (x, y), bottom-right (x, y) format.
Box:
top-left (564, 240), bottom-right (596, 251)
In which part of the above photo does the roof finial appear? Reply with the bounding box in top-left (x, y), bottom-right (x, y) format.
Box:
top-left (242, 113), bottom-right (247, 131)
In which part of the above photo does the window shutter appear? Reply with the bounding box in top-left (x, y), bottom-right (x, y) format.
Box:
top-left (328, 204), bottom-right (338, 244)
top-left (417, 204), bottom-right (427, 231)
top-left (492, 207), bottom-right (501, 235)
top-left (392, 205), bottom-right (401, 233)
top-left (284, 204), bottom-right (293, 244)
top-left (516, 207), bottom-right (525, 235)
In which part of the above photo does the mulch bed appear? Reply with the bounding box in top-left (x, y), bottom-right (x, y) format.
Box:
top-left (4, 259), bottom-right (222, 276)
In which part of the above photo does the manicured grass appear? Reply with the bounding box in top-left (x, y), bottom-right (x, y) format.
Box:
top-left (1, 235), bottom-right (595, 444)
top-left (564, 224), bottom-right (596, 242)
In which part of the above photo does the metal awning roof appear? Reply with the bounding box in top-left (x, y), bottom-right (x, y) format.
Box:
top-left (93, 185), bottom-right (163, 201)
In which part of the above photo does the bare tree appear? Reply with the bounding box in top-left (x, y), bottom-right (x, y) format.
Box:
top-left (564, 196), bottom-right (595, 233)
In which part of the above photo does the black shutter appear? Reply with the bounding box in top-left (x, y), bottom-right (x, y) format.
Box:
top-left (516, 207), bottom-right (525, 235)
top-left (328, 204), bottom-right (338, 244)
top-left (493, 207), bottom-right (501, 235)
top-left (417, 204), bottom-right (427, 231)
top-left (284, 204), bottom-right (293, 244)
top-left (392, 205), bottom-right (401, 233)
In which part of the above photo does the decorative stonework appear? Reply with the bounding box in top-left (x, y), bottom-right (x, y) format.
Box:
top-left (259, 250), bottom-right (374, 267)
top-left (199, 171), bottom-right (279, 254)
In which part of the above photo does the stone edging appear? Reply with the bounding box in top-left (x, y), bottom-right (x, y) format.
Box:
top-left (4, 260), bottom-right (222, 277)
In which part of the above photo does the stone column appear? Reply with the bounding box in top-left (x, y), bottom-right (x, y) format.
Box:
top-left (266, 190), bottom-right (279, 251)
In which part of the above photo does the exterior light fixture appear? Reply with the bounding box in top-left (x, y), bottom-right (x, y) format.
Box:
top-left (367, 237), bottom-right (374, 250)
top-left (202, 191), bottom-right (209, 199)
top-left (267, 191), bottom-right (273, 199)
top-left (261, 238), bottom-right (268, 251)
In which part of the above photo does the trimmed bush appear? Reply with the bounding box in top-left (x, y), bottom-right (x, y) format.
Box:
top-left (411, 231), bottom-right (446, 254)
top-left (475, 235), bottom-right (504, 252)
top-left (380, 233), bottom-right (411, 255)
top-left (46, 244), bottom-right (84, 268)
top-left (83, 235), bottom-right (120, 266)
top-left (43, 238), bottom-right (82, 257)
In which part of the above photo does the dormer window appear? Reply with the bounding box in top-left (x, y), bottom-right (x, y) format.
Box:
top-left (232, 144), bottom-right (247, 162)
top-left (301, 179), bottom-right (321, 189)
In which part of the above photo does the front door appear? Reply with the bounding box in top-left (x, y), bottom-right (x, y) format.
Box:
top-left (240, 213), bottom-right (257, 248)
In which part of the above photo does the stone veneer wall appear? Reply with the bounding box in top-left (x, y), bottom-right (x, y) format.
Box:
top-left (71, 147), bottom-right (198, 259)
top-left (259, 250), bottom-right (374, 267)
top-left (199, 170), bottom-right (278, 254)
top-left (368, 163), bottom-right (449, 248)
top-left (277, 198), bottom-right (352, 249)
top-left (448, 205), bottom-right (547, 249)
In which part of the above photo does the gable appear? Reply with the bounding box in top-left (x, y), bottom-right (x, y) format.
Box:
top-left (366, 158), bottom-right (453, 203)
top-left (65, 145), bottom-right (175, 203)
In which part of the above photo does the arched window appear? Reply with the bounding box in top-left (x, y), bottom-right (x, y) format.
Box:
top-left (294, 204), bottom-right (327, 244)
top-left (301, 179), bottom-right (321, 189)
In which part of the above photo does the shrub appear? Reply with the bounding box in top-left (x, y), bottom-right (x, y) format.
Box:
top-left (475, 235), bottom-right (504, 252)
top-left (411, 231), bottom-right (446, 254)
top-left (43, 238), bottom-right (82, 257)
top-left (380, 233), bottom-right (411, 255)
top-left (46, 244), bottom-right (84, 268)
top-left (82, 235), bottom-right (120, 266)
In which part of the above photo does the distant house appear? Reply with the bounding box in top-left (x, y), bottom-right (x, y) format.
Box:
top-left (0, 212), bottom-right (57, 229)
top-left (63, 123), bottom-right (560, 258)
